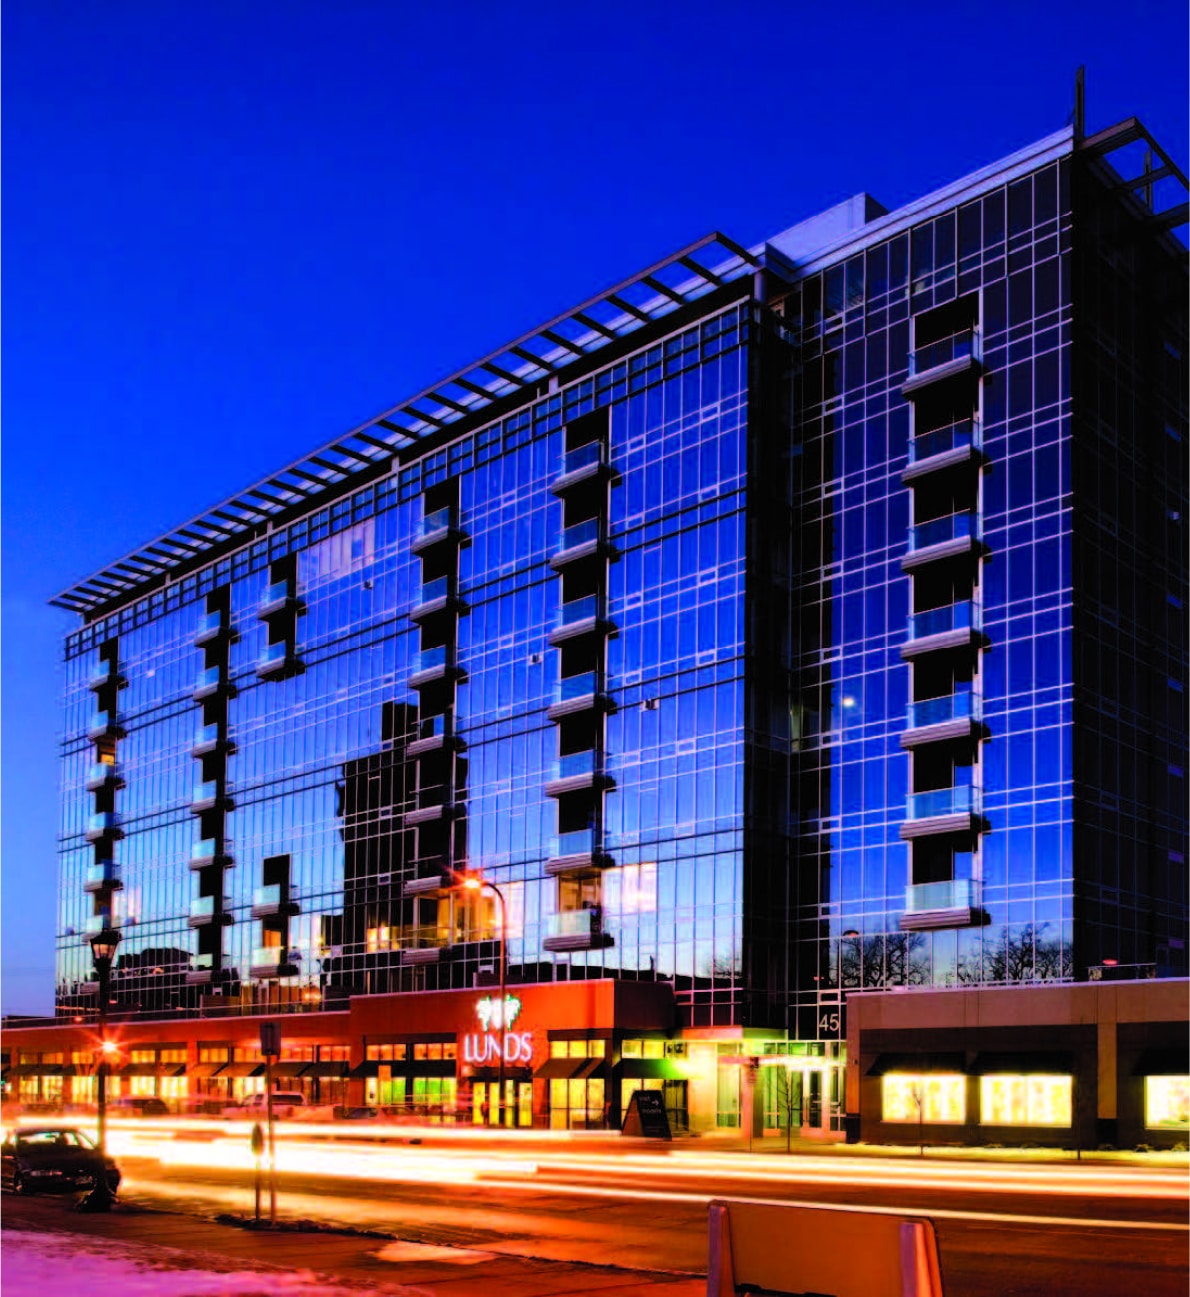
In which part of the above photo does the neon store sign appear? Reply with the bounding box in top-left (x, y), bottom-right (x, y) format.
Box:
top-left (462, 994), bottom-right (533, 1065)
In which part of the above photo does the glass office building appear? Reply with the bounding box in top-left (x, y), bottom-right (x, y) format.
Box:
top-left (25, 116), bottom-right (1188, 1134)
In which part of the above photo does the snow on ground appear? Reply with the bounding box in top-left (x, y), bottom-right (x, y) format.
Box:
top-left (1, 1229), bottom-right (424, 1296)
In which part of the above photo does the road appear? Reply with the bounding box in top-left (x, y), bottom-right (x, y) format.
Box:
top-left (94, 1125), bottom-right (1189, 1296)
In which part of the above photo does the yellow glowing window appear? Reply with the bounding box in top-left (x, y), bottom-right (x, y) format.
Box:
top-left (881, 1074), bottom-right (965, 1123)
top-left (1145, 1076), bottom-right (1190, 1129)
top-left (979, 1075), bottom-right (1072, 1126)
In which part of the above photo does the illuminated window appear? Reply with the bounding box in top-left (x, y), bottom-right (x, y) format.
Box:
top-left (979, 1075), bottom-right (1072, 1126)
top-left (882, 1073), bottom-right (966, 1123)
top-left (1145, 1076), bottom-right (1190, 1129)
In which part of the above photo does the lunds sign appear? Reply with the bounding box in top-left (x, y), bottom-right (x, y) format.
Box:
top-left (462, 994), bottom-right (533, 1065)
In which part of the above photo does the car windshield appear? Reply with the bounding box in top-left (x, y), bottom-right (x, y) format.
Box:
top-left (17, 1129), bottom-right (95, 1149)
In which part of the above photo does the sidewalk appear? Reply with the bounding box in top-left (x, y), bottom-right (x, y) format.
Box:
top-left (2, 1195), bottom-right (706, 1296)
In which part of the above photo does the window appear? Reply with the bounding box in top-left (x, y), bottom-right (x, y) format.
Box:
top-left (881, 1073), bottom-right (965, 1123)
top-left (1145, 1076), bottom-right (1190, 1130)
top-left (980, 1075), bottom-right (1072, 1126)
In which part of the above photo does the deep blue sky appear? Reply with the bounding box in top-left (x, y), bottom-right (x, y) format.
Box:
top-left (3, 1), bottom-right (1186, 1013)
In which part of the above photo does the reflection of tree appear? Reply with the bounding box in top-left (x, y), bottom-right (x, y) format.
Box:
top-left (773, 1064), bottom-right (800, 1152)
top-left (839, 933), bottom-right (929, 989)
top-left (956, 923), bottom-right (1072, 985)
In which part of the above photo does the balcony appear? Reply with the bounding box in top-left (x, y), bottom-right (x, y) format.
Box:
top-left (195, 610), bottom-right (229, 645)
top-left (543, 906), bottom-right (614, 953)
top-left (85, 812), bottom-right (124, 843)
top-left (899, 878), bottom-right (984, 931)
top-left (901, 601), bottom-right (981, 659)
top-left (547, 829), bottom-right (613, 876)
top-left (903, 512), bottom-right (981, 572)
top-left (83, 861), bottom-right (121, 893)
top-left (551, 441), bottom-right (616, 496)
top-left (256, 640), bottom-right (302, 679)
top-left (258, 581), bottom-right (303, 619)
top-left (192, 722), bottom-right (235, 758)
top-left (193, 666), bottom-right (236, 701)
top-left (899, 785), bottom-right (983, 839)
top-left (191, 780), bottom-right (233, 814)
top-left (903, 419), bottom-right (981, 483)
top-left (401, 928), bottom-right (447, 965)
top-left (407, 712), bottom-right (464, 758)
top-left (404, 786), bottom-right (464, 826)
top-left (190, 837), bottom-right (233, 870)
top-left (250, 946), bottom-right (299, 978)
top-left (545, 750), bottom-right (615, 798)
top-left (87, 710), bottom-right (125, 742)
top-left (901, 328), bottom-right (981, 398)
top-left (185, 952), bottom-right (217, 986)
top-left (410, 575), bottom-right (465, 624)
top-left (549, 518), bottom-right (617, 571)
top-left (84, 914), bottom-right (116, 936)
top-left (901, 691), bottom-right (982, 748)
top-left (88, 660), bottom-right (125, 692)
top-left (251, 883), bottom-right (300, 919)
top-left (411, 506), bottom-right (466, 556)
top-left (548, 594), bottom-right (615, 647)
top-left (85, 761), bottom-right (125, 793)
top-left (547, 670), bottom-right (614, 721)
top-left (409, 645), bottom-right (465, 690)
top-left (188, 894), bottom-right (232, 927)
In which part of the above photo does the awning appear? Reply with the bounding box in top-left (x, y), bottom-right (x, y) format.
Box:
top-left (350, 1059), bottom-right (456, 1079)
top-left (8, 1063), bottom-right (74, 1077)
top-left (615, 1058), bottom-right (684, 1080)
top-left (301, 1061), bottom-right (350, 1079)
top-left (215, 1062), bottom-right (266, 1078)
top-left (866, 1053), bottom-right (967, 1076)
top-left (265, 1062), bottom-right (312, 1079)
top-left (534, 1057), bottom-right (607, 1081)
top-left (118, 1063), bottom-right (187, 1078)
top-left (188, 1062), bottom-right (226, 1079)
top-left (1133, 1048), bottom-right (1190, 1076)
top-left (971, 1052), bottom-right (1073, 1076)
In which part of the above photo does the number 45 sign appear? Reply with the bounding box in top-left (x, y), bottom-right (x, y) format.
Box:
top-left (799, 1005), bottom-right (841, 1039)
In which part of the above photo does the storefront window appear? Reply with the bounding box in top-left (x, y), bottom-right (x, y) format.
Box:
top-left (549, 1077), bottom-right (605, 1129)
top-left (881, 1074), bottom-right (966, 1123)
top-left (1145, 1076), bottom-right (1190, 1130)
top-left (979, 1075), bottom-right (1072, 1126)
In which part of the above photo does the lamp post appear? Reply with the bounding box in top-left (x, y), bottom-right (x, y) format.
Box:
top-left (458, 873), bottom-right (508, 1128)
top-left (86, 925), bottom-right (121, 1211)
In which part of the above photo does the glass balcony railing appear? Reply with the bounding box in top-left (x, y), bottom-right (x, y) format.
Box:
top-left (416, 713), bottom-right (453, 742)
top-left (191, 838), bottom-right (221, 865)
top-left (192, 952), bottom-right (215, 971)
top-left (909, 419), bottom-right (979, 463)
top-left (262, 581), bottom-right (292, 609)
top-left (909, 328), bottom-right (978, 377)
top-left (555, 671), bottom-right (605, 703)
top-left (557, 518), bottom-right (603, 552)
top-left (909, 601), bottom-right (977, 640)
top-left (192, 780), bottom-right (220, 808)
top-left (189, 895), bottom-right (218, 921)
top-left (416, 575), bottom-right (453, 606)
top-left (258, 641), bottom-right (291, 668)
top-left (909, 512), bottom-right (978, 552)
top-left (421, 506), bottom-right (457, 538)
top-left (85, 861), bottom-right (118, 889)
top-left (195, 611), bottom-right (226, 640)
top-left (89, 660), bottom-right (120, 690)
top-left (907, 786), bottom-right (980, 820)
top-left (557, 595), bottom-right (603, 628)
top-left (251, 946), bottom-right (290, 968)
top-left (85, 914), bottom-right (114, 935)
top-left (549, 907), bottom-right (603, 939)
top-left (908, 691), bottom-right (979, 729)
top-left (559, 442), bottom-right (608, 477)
top-left (905, 878), bottom-right (980, 913)
top-left (551, 828), bottom-right (600, 859)
top-left (194, 666), bottom-right (223, 695)
top-left (86, 761), bottom-right (123, 789)
top-left (416, 645), bottom-right (454, 674)
top-left (553, 750), bottom-right (604, 782)
top-left (193, 722), bottom-right (221, 751)
top-left (254, 883), bottom-right (286, 910)
top-left (88, 710), bottom-right (121, 739)
top-left (87, 812), bottom-right (123, 837)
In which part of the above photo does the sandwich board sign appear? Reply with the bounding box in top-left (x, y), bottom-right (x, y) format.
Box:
top-left (623, 1089), bottom-right (671, 1139)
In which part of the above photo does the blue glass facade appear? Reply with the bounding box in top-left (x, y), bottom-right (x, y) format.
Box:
top-left (54, 125), bottom-right (1187, 1070)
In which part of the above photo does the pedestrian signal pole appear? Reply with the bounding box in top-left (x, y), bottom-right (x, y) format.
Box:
top-left (260, 1021), bottom-right (281, 1225)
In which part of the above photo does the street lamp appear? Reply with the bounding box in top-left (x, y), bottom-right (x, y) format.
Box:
top-left (84, 925), bottom-right (121, 1211)
top-left (458, 873), bottom-right (509, 1128)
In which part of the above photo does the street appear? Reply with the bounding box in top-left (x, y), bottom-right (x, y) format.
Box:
top-left (84, 1125), bottom-right (1190, 1296)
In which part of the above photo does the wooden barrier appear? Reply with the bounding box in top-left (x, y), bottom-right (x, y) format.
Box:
top-left (706, 1198), bottom-right (944, 1297)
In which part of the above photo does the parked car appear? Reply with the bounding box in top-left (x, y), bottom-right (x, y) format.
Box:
top-left (1, 1127), bottom-right (121, 1196)
top-left (112, 1096), bottom-right (169, 1116)
top-left (232, 1092), bottom-right (307, 1117)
